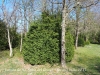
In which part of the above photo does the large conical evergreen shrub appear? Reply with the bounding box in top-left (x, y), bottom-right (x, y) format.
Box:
top-left (23, 12), bottom-right (74, 65)
top-left (23, 12), bottom-right (61, 65)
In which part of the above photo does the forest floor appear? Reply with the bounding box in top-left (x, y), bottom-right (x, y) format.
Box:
top-left (0, 44), bottom-right (100, 75)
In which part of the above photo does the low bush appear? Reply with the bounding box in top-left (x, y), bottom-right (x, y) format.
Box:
top-left (78, 37), bottom-right (85, 47)
top-left (85, 41), bottom-right (90, 45)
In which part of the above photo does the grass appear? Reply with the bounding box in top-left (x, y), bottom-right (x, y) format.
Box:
top-left (68, 44), bottom-right (100, 75)
top-left (0, 44), bottom-right (100, 75)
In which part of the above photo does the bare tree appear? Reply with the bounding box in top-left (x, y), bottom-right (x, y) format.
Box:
top-left (74, 0), bottom-right (100, 49)
top-left (18, 0), bottom-right (35, 37)
top-left (42, 0), bottom-right (47, 12)
top-left (17, 0), bottom-right (35, 52)
top-left (20, 31), bottom-right (23, 52)
top-left (75, 0), bottom-right (81, 49)
top-left (1, 0), bottom-right (18, 57)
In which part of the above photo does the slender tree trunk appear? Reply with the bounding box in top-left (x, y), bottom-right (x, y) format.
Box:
top-left (51, 0), bottom-right (54, 14)
top-left (61, 0), bottom-right (67, 68)
top-left (42, 0), bottom-right (47, 12)
top-left (75, 1), bottom-right (80, 49)
top-left (86, 35), bottom-right (89, 42)
top-left (75, 27), bottom-right (79, 49)
top-left (20, 31), bottom-right (23, 52)
top-left (75, 15), bottom-right (79, 49)
top-left (7, 28), bottom-right (13, 57)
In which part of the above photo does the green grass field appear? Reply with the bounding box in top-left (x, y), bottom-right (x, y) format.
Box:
top-left (0, 44), bottom-right (100, 75)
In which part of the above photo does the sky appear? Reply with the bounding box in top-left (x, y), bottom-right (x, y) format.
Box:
top-left (0, 0), bottom-right (100, 15)
top-left (0, 0), bottom-right (100, 32)
top-left (0, 0), bottom-right (100, 26)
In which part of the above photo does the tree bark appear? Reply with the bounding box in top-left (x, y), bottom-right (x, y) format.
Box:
top-left (61, 0), bottom-right (67, 68)
top-left (75, 1), bottom-right (80, 49)
top-left (20, 31), bottom-right (23, 52)
top-left (7, 28), bottom-right (13, 57)
top-left (42, 0), bottom-right (47, 12)
top-left (51, 0), bottom-right (54, 14)
top-left (75, 27), bottom-right (79, 49)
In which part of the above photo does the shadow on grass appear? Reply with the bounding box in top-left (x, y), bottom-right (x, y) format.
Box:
top-left (69, 56), bottom-right (100, 75)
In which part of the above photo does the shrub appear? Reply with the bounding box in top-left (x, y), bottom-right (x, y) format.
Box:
top-left (10, 27), bottom-right (20, 48)
top-left (78, 37), bottom-right (85, 47)
top-left (23, 12), bottom-right (61, 65)
top-left (23, 12), bottom-right (75, 65)
top-left (0, 20), bottom-right (20, 50)
top-left (85, 41), bottom-right (90, 45)
top-left (89, 32), bottom-right (98, 44)
top-left (0, 20), bottom-right (8, 50)
top-left (97, 31), bottom-right (100, 44)
top-left (65, 30), bottom-right (74, 62)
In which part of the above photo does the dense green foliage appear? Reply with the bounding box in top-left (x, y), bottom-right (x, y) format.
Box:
top-left (23, 12), bottom-right (61, 65)
top-left (85, 41), bottom-right (90, 45)
top-left (89, 31), bottom-right (100, 44)
top-left (0, 20), bottom-right (7, 50)
top-left (10, 27), bottom-right (20, 48)
top-left (96, 31), bottom-right (100, 44)
top-left (0, 20), bottom-right (20, 50)
top-left (23, 12), bottom-right (75, 65)
top-left (65, 29), bottom-right (74, 62)
top-left (78, 36), bottom-right (85, 47)
top-left (89, 33), bottom-right (98, 44)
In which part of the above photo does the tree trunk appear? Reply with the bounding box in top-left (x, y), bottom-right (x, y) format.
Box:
top-left (75, 28), bottom-right (79, 49)
top-left (20, 31), bottom-right (23, 52)
top-left (86, 35), bottom-right (89, 42)
top-left (51, 0), bottom-right (54, 14)
top-left (75, 1), bottom-right (80, 49)
top-left (42, 0), bottom-right (47, 12)
top-left (61, 0), bottom-right (67, 68)
top-left (7, 28), bottom-right (13, 57)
